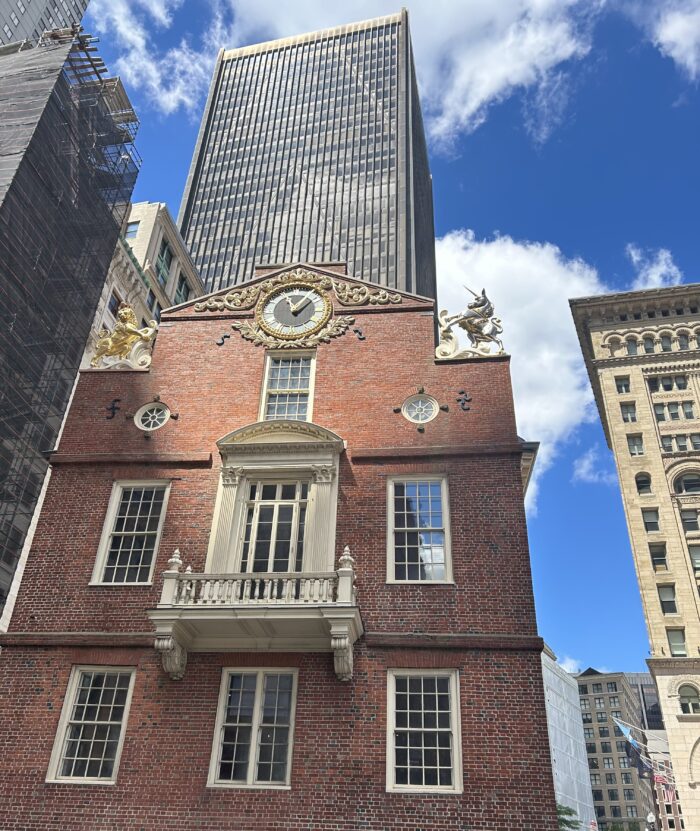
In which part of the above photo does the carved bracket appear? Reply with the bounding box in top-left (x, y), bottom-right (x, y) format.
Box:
top-left (332, 632), bottom-right (353, 682)
top-left (155, 635), bottom-right (188, 680)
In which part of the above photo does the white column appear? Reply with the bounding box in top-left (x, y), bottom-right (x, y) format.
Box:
top-left (206, 467), bottom-right (245, 573)
top-left (303, 464), bottom-right (338, 573)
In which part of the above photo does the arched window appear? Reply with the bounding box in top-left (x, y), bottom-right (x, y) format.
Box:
top-left (635, 473), bottom-right (652, 495)
top-left (626, 339), bottom-right (638, 356)
top-left (643, 336), bottom-right (655, 354)
top-left (660, 333), bottom-right (673, 352)
top-left (674, 473), bottom-right (700, 494)
top-left (678, 333), bottom-right (690, 351)
top-left (680, 685), bottom-right (700, 715)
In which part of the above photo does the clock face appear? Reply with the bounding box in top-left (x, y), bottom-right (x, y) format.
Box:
top-left (257, 284), bottom-right (332, 339)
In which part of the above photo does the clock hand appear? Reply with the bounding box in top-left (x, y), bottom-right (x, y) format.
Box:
top-left (290, 290), bottom-right (316, 315)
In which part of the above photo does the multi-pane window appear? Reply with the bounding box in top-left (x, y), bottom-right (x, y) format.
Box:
top-left (580, 697), bottom-right (590, 709)
top-left (659, 585), bottom-right (678, 614)
top-left (616, 741), bottom-right (627, 752)
top-left (668, 629), bottom-right (687, 657)
top-left (263, 355), bottom-right (314, 421)
top-left (592, 789), bottom-right (603, 801)
top-left (156, 238), bottom-right (173, 286)
top-left (681, 509), bottom-right (699, 532)
top-left (595, 697), bottom-right (605, 709)
top-left (604, 757), bottom-right (614, 768)
top-left (655, 403), bottom-right (666, 422)
top-left (605, 773), bottom-right (616, 784)
top-left (592, 684), bottom-right (602, 693)
top-left (643, 336), bottom-right (655, 354)
top-left (661, 436), bottom-right (674, 453)
top-left (620, 403), bottom-right (636, 423)
top-left (388, 671), bottom-right (461, 792)
top-left (615, 376), bottom-right (630, 394)
top-left (590, 773), bottom-right (601, 784)
top-left (679, 684), bottom-right (700, 714)
top-left (240, 482), bottom-right (308, 575)
top-left (627, 806), bottom-right (638, 817)
top-left (125, 220), bottom-right (139, 239)
top-left (173, 273), bottom-right (191, 305)
top-left (626, 339), bottom-right (638, 356)
top-left (621, 772), bottom-right (632, 784)
top-left (389, 478), bottom-right (449, 582)
top-left (642, 509), bottom-right (659, 532)
top-left (608, 788), bottom-right (619, 800)
top-left (635, 473), bottom-right (652, 494)
top-left (584, 728), bottom-right (595, 739)
top-left (48, 668), bottom-right (134, 782)
top-left (618, 756), bottom-right (630, 769)
top-left (597, 712), bottom-right (608, 723)
top-left (586, 742), bottom-right (596, 754)
top-left (579, 684), bottom-right (589, 694)
top-left (610, 805), bottom-right (622, 817)
top-left (94, 483), bottom-right (169, 584)
top-left (107, 291), bottom-right (122, 319)
top-left (688, 544), bottom-right (700, 574)
top-left (607, 682), bottom-right (618, 692)
top-left (675, 474), bottom-right (700, 494)
top-left (589, 757), bottom-right (599, 769)
top-left (601, 741), bottom-right (611, 753)
top-left (583, 712), bottom-right (593, 724)
top-left (683, 401), bottom-right (695, 419)
top-left (661, 334), bottom-right (673, 352)
top-left (210, 670), bottom-right (296, 787)
top-left (627, 435), bottom-right (644, 456)
top-left (609, 695), bottom-right (619, 706)
top-left (599, 727), bottom-right (610, 737)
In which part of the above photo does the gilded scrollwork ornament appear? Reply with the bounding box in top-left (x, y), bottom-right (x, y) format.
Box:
top-left (231, 315), bottom-right (355, 348)
top-left (332, 280), bottom-right (401, 306)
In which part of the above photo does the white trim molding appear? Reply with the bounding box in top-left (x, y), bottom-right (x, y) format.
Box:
top-left (208, 668), bottom-right (298, 789)
top-left (386, 669), bottom-right (463, 794)
top-left (46, 666), bottom-right (136, 785)
top-left (386, 476), bottom-right (453, 584)
top-left (90, 480), bottom-right (171, 586)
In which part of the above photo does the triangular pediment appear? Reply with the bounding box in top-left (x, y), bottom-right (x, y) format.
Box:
top-left (217, 420), bottom-right (345, 451)
top-left (164, 262), bottom-right (434, 317)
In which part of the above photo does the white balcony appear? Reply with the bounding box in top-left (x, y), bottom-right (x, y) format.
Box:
top-left (148, 547), bottom-right (363, 682)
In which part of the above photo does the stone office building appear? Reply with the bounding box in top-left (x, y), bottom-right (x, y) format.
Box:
top-left (0, 262), bottom-right (558, 829)
top-left (572, 285), bottom-right (700, 829)
top-left (179, 11), bottom-right (437, 299)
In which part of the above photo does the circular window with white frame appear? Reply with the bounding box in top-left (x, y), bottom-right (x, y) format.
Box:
top-left (401, 393), bottom-right (439, 425)
top-left (134, 401), bottom-right (170, 432)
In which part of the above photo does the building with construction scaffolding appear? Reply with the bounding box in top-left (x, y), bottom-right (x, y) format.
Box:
top-left (0, 29), bottom-right (140, 611)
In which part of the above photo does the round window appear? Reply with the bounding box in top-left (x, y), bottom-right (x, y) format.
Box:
top-left (401, 394), bottom-right (439, 424)
top-left (134, 402), bottom-right (170, 431)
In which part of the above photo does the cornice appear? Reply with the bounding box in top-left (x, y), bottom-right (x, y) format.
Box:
top-left (49, 452), bottom-right (212, 466)
top-left (364, 632), bottom-right (544, 652)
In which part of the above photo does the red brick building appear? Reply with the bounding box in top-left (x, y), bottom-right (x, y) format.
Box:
top-left (0, 264), bottom-right (558, 829)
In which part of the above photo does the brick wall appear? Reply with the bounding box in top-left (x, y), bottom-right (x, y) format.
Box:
top-left (0, 269), bottom-right (558, 829)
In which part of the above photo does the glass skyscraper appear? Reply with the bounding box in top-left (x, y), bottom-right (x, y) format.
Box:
top-left (179, 11), bottom-right (437, 299)
top-left (0, 0), bottom-right (89, 45)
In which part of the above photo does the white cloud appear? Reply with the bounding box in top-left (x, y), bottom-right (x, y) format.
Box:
top-left (572, 445), bottom-right (618, 486)
top-left (626, 243), bottom-right (683, 290)
top-left (557, 655), bottom-right (582, 673)
top-left (88, 0), bottom-right (599, 141)
top-left (625, 0), bottom-right (700, 80)
top-left (87, 0), bottom-right (214, 115)
top-left (435, 229), bottom-right (608, 510)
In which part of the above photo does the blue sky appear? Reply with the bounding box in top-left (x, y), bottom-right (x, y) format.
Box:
top-left (86, 0), bottom-right (700, 673)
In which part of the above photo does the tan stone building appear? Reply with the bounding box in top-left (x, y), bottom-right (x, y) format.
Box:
top-left (82, 201), bottom-right (204, 366)
top-left (572, 285), bottom-right (700, 828)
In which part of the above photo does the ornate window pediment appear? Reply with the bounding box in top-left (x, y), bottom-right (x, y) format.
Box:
top-left (208, 420), bottom-right (344, 575)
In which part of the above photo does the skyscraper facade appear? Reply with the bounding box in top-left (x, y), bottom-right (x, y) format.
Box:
top-left (572, 285), bottom-right (700, 828)
top-left (179, 11), bottom-right (437, 299)
top-left (0, 0), bottom-right (89, 45)
top-left (0, 31), bottom-right (139, 611)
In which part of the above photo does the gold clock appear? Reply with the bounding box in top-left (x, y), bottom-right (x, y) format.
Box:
top-left (256, 283), bottom-right (332, 340)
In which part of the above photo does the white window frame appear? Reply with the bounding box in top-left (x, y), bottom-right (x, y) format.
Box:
top-left (386, 475), bottom-right (452, 584)
top-left (46, 665), bottom-right (136, 784)
top-left (259, 350), bottom-right (317, 423)
top-left (386, 669), bottom-right (463, 794)
top-left (90, 480), bottom-right (171, 585)
top-left (208, 667), bottom-right (298, 789)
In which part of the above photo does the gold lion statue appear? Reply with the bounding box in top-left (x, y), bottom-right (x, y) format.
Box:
top-left (91, 303), bottom-right (158, 368)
